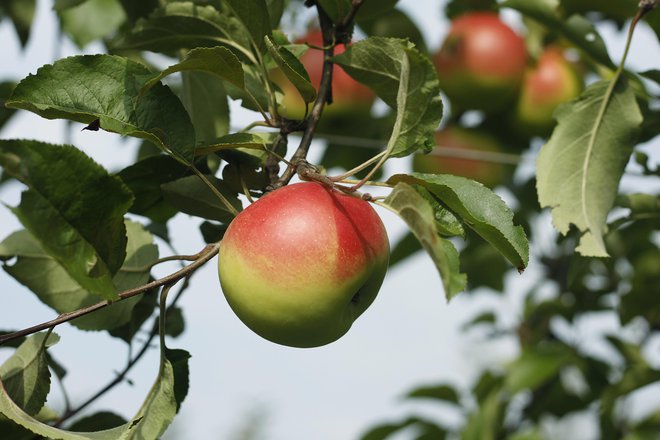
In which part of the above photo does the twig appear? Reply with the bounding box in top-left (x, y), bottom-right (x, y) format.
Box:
top-left (50, 277), bottom-right (192, 429)
top-left (271, 5), bottom-right (336, 189)
top-left (0, 242), bottom-right (219, 346)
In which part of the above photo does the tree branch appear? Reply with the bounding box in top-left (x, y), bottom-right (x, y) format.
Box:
top-left (0, 243), bottom-right (220, 346)
top-left (270, 5), bottom-right (337, 189)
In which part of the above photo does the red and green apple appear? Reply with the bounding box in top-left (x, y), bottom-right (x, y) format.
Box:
top-left (276, 30), bottom-right (375, 119)
top-left (413, 126), bottom-right (508, 188)
top-left (434, 12), bottom-right (527, 113)
top-left (514, 46), bottom-right (584, 137)
top-left (218, 181), bottom-right (389, 348)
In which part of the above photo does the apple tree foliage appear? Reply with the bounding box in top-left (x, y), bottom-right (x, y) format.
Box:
top-left (0, 0), bottom-right (657, 438)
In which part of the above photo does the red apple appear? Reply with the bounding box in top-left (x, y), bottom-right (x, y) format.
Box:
top-left (514, 46), bottom-right (584, 137)
top-left (276, 30), bottom-right (375, 119)
top-left (218, 181), bottom-right (389, 348)
top-left (434, 12), bottom-right (527, 112)
top-left (413, 126), bottom-right (508, 188)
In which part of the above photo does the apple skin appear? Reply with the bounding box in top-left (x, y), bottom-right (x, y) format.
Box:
top-left (413, 126), bottom-right (507, 188)
top-left (218, 181), bottom-right (389, 348)
top-left (434, 12), bottom-right (527, 113)
top-left (514, 47), bottom-right (584, 137)
top-left (277, 30), bottom-right (375, 119)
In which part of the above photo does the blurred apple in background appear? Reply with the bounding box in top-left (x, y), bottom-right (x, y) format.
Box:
top-left (413, 125), bottom-right (509, 188)
top-left (513, 46), bottom-right (584, 137)
top-left (276, 30), bottom-right (375, 120)
top-left (433, 12), bottom-right (527, 113)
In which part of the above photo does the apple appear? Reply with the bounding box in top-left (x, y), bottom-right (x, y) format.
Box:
top-left (514, 46), bottom-right (584, 137)
top-left (413, 126), bottom-right (508, 188)
top-left (218, 181), bottom-right (389, 348)
top-left (433, 12), bottom-right (527, 113)
top-left (276, 30), bottom-right (375, 119)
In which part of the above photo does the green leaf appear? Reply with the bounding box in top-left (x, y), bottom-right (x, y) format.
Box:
top-left (2, 0), bottom-right (36, 47)
top-left (537, 80), bottom-right (643, 257)
top-left (0, 337), bottom-right (188, 439)
top-left (360, 416), bottom-right (445, 440)
top-left (0, 332), bottom-right (59, 416)
top-left (142, 46), bottom-right (244, 94)
top-left (505, 345), bottom-right (573, 394)
top-left (195, 132), bottom-right (272, 157)
top-left (356, 0), bottom-right (399, 20)
top-left (461, 387), bottom-right (504, 440)
top-left (388, 173), bottom-right (529, 271)
top-left (53, 0), bottom-right (88, 10)
top-left (112, 2), bottom-right (252, 57)
top-left (117, 155), bottom-right (193, 224)
top-left (224, 0), bottom-right (271, 51)
top-left (0, 82), bottom-right (18, 131)
top-left (640, 69), bottom-right (660, 86)
top-left (6, 55), bottom-right (196, 162)
top-left (0, 221), bottom-right (159, 331)
top-left (58, 0), bottom-right (126, 48)
top-left (406, 384), bottom-right (460, 405)
top-left (0, 140), bottom-right (134, 300)
top-left (383, 182), bottom-right (467, 299)
top-left (68, 412), bottom-right (126, 432)
top-left (358, 8), bottom-right (427, 53)
top-left (317, 0), bottom-right (352, 23)
top-left (265, 35), bottom-right (316, 104)
top-left (502, 0), bottom-right (615, 68)
top-left (334, 37), bottom-right (443, 157)
top-left (181, 71), bottom-right (230, 146)
top-left (388, 231), bottom-right (421, 267)
top-left (161, 175), bottom-right (242, 222)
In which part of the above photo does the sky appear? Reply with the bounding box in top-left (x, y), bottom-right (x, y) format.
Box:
top-left (1, 1), bottom-right (659, 439)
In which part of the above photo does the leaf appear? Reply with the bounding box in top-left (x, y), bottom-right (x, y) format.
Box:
top-left (537, 80), bottom-right (643, 257)
top-left (161, 175), bottom-right (242, 222)
top-left (224, 0), bottom-right (271, 51)
top-left (461, 387), bottom-right (503, 440)
top-left (502, 0), bottom-right (615, 68)
top-left (2, 0), bottom-right (36, 47)
top-left (0, 82), bottom-right (18, 130)
top-left (58, 0), bottom-right (126, 48)
top-left (112, 2), bottom-right (252, 57)
top-left (0, 221), bottom-right (159, 331)
top-left (388, 173), bottom-right (529, 271)
top-left (505, 345), bottom-right (573, 394)
top-left (406, 384), bottom-right (460, 405)
top-left (317, 0), bottom-right (352, 23)
top-left (6, 55), bottom-right (196, 162)
top-left (265, 35), bottom-right (316, 104)
top-left (360, 416), bottom-right (446, 440)
top-left (181, 71), bottom-right (230, 146)
top-left (640, 69), bottom-right (660, 85)
top-left (0, 337), bottom-right (188, 439)
top-left (117, 155), bottom-right (193, 224)
top-left (334, 37), bottom-right (443, 157)
top-left (68, 412), bottom-right (126, 432)
top-left (358, 8), bottom-right (427, 53)
top-left (0, 140), bottom-right (134, 300)
top-left (142, 46), bottom-right (244, 94)
top-left (195, 132), bottom-right (271, 157)
top-left (0, 332), bottom-right (59, 416)
top-left (383, 182), bottom-right (467, 299)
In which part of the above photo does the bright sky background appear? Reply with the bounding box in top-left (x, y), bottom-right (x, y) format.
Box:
top-left (1, 1), bottom-right (659, 439)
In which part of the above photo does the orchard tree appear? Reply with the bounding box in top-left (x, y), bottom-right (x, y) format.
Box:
top-left (0, 0), bottom-right (657, 439)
